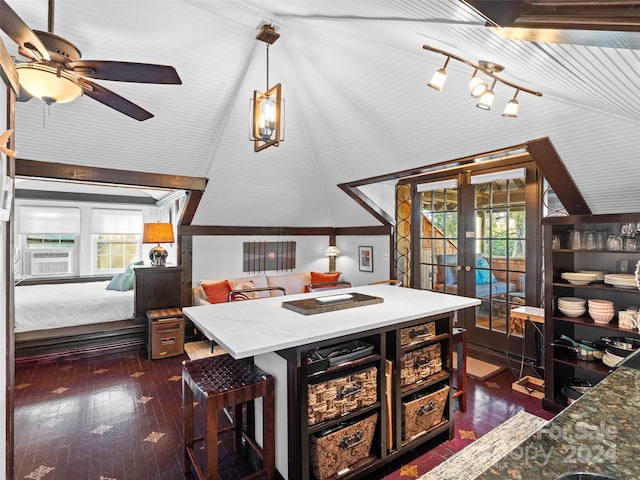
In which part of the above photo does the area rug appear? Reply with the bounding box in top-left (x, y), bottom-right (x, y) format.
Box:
top-left (420, 410), bottom-right (547, 480)
top-left (453, 352), bottom-right (506, 381)
top-left (184, 340), bottom-right (227, 360)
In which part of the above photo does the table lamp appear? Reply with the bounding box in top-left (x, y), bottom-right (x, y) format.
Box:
top-left (143, 223), bottom-right (174, 266)
top-left (324, 245), bottom-right (340, 272)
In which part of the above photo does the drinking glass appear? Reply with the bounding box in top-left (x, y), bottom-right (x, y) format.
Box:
top-left (569, 230), bottom-right (581, 250)
top-left (595, 230), bottom-right (607, 250)
top-left (583, 231), bottom-right (596, 250)
top-left (552, 235), bottom-right (561, 250)
top-left (607, 234), bottom-right (622, 251)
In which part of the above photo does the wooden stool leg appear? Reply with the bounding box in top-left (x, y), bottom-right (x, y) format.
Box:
top-left (263, 377), bottom-right (276, 480)
top-left (183, 378), bottom-right (194, 474)
top-left (205, 396), bottom-right (220, 480)
top-left (456, 329), bottom-right (467, 412)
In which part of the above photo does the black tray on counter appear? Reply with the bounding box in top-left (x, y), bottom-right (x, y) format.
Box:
top-left (282, 292), bottom-right (383, 315)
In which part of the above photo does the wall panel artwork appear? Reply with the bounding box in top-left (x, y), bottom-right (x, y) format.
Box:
top-left (243, 240), bottom-right (296, 272)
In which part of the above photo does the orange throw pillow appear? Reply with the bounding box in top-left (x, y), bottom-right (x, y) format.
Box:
top-left (306, 271), bottom-right (341, 292)
top-left (202, 280), bottom-right (231, 304)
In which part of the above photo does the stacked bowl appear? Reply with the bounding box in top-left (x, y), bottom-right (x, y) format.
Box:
top-left (588, 299), bottom-right (615, 324)
top-left (557, 297), bottom-right (586, 317)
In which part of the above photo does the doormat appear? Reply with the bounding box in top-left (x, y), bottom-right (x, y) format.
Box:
top-left (419, 410), bottom-right (547, 480)
top-left (453, 352), bottom-right (506, 381)
top-left (184, 340), bottom-right (227, 360)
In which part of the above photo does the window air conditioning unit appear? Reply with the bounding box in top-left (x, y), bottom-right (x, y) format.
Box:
top-left (23, 251), bottom-right (76, 276)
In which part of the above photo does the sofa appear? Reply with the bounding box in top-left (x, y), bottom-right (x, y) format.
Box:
top-left (193, 271), bottom-right (342, 305)
top-left (434, 253), bottom-right (515, 298)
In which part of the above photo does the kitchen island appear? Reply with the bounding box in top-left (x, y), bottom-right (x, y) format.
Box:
top-left (477, 350), bottom-right (640, 480)
top-left (183, 284), bottom-right (480, 480)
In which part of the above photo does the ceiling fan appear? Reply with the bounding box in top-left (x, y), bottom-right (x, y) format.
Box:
top-left (0, 0), bottom-right (182, 121)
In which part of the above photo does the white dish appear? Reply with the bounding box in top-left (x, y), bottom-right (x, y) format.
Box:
top-left (577, 270), bottom-right (606, 282)
top-left (561, 272), bottom-right (597, 285)
top-left (604, 274), bottom-right (637, 288)
top-left (558, 301), bottom-right (586, 308)
top-left (557, 296), bottom-right (586, 305)
top-left (559, 307), bottom-right (586, 317)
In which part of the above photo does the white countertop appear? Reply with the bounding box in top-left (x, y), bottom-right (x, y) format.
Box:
top-left (183, 284), bottom-right (480, 359)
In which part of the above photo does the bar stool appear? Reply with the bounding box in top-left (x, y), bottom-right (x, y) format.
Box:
top-left (182, 354), bottom-right (276, 480)
top-left (452, 327), bottom-right (467, 412)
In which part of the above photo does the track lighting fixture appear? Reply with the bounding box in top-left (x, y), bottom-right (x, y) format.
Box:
top-left (423, 45), bottom-right (542, 117)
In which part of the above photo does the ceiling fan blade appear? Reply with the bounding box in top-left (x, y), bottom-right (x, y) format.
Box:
top-left (0, 0), bottom-right (50, 61)
top-left (69, 60), bottom-right (182, 84)
top-left (80, 79), bottom-right (153, 121)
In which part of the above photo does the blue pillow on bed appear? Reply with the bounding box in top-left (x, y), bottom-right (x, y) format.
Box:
top-left (476, 256), bottom-right (497, 285)
top-left (106, 272), bottom-right (134, 291)
top-left (125, 260), bottom-right (144, 274)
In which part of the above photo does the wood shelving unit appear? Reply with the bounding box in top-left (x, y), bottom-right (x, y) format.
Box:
top-left (543, 213), bottom-right (640, 412)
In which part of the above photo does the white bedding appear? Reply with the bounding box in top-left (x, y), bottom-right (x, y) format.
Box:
top-left (15, 281), bottom-right (135, 333)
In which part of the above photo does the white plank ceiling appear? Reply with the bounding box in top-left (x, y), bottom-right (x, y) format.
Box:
top-left (3, 0), bottom-right (640, 225)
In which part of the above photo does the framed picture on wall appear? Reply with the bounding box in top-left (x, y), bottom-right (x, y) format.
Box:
top-left (358, 246), bottom-right (373, 272)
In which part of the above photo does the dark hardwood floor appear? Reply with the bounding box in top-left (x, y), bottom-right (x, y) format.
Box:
top-left (14, 348), bottom-right (555, 480)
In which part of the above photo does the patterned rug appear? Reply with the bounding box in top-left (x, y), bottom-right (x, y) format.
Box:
top-left (420, 410), bottom-right (547, 480)
top-left (184, 340), bottom-right (227, 360)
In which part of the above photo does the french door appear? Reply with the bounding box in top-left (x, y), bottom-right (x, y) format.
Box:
top-left (408, 161), bottom-right (541, 353)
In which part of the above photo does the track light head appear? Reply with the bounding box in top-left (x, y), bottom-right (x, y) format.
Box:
top-left (476, 79), bottom-right (497, 110)
top-left (427, 56), bottom-right (450, 91)
top-left (502, 90), bottom-right (520, 117)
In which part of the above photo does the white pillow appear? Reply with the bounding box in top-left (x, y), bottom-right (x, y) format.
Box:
top-left (228, 280), bottom-right (257, 299)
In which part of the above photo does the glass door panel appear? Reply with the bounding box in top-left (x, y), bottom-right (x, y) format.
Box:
top-left (469, 173), bottom-right (527, 351)
top-left (416, 179), bottom-right (459, 294)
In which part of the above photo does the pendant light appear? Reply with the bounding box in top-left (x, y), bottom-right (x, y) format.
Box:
top-left (251, 24), bottom-right (285, 152)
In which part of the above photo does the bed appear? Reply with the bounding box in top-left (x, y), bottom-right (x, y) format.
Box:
top-left (15, 281), bottom-right (135, 333)
top-left (14, 280), bottom-right (145, 364)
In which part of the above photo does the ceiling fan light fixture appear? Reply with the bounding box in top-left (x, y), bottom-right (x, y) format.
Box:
top-left (16, 63), bottom-right (82, 104)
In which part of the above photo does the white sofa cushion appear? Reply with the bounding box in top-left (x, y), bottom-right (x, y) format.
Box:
top-left (266, 272), bottom-right (311, 296)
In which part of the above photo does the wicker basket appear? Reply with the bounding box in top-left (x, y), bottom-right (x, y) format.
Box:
top-left (399, 343), bottom-right (442, 387)
top-left (402, 385), bottom-right (449, 441)
top-left (308, 366), bottom-right (378, 426)
top-left (310, 412), bottom-right (378, 480)
top-left (400, 321), bottom-right (436, 346)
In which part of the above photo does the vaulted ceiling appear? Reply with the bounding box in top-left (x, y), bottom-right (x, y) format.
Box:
top-left (4, 0), bottom-right (640, 227)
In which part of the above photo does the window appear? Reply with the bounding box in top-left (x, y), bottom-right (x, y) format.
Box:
top-left (96, 234), bottom-right (140, 270)
top-left (26, 234), bottom-right (76, 249)
top-left (92, 208), bottom-right (143, 272)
